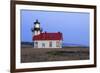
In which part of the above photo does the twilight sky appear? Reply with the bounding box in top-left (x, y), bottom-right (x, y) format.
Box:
top-left (21, 9), bottom-right (90, 46)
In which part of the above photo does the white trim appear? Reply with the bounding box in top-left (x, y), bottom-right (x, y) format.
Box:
top-left (16, 4), bottom-right (94, 69)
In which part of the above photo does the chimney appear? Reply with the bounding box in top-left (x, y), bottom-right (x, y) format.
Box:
top-left (45, 31), bottom-right (47, 34)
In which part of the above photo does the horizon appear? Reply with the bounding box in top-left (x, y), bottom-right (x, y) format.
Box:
top-left (21, 41), bottom-right (89, 47)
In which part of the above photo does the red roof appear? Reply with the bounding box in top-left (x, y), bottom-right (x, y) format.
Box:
top-left (33, 32), bottom-right (63, 40)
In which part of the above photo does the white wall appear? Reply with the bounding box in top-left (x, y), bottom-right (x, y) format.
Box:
top-left (0, 0), bottom-right (100, 73)
top-left (34, 40), bottom-right (62, 48)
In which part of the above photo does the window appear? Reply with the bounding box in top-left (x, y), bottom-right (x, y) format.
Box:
top-left (49, 41), bottom-right (52, 47)
top-left (56, 41), bottom-right (60, 47)
top-left (42, 43), bottom-right (45, 48)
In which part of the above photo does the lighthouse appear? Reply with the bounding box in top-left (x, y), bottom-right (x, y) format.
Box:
top-left (31, 19), bottom-right (42, 35)
top-left (32, 20), bottom-right (63, 48)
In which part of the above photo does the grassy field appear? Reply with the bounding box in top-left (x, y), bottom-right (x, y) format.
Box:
top-left (21, 46), bottom-right (89, 63)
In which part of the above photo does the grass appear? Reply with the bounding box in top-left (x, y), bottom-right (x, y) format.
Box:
top-left (21, 47), bottom-right (89, 62)
top-left (47, 50), bottom-right (89, 56)
top-left (47, 51), bottom-right (76, 56)
top-left (47, 51), bottom-right (63, 56)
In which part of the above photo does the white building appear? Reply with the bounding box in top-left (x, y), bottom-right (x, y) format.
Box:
top-left (31, 20), bottom-right (63, 48)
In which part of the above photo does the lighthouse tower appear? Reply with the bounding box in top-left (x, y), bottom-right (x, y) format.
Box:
top-left (32, 19), bottom-right (42, 35)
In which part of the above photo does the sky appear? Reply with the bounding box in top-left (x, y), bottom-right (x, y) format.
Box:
top-left (21, 9), bottom-right (90, 46)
